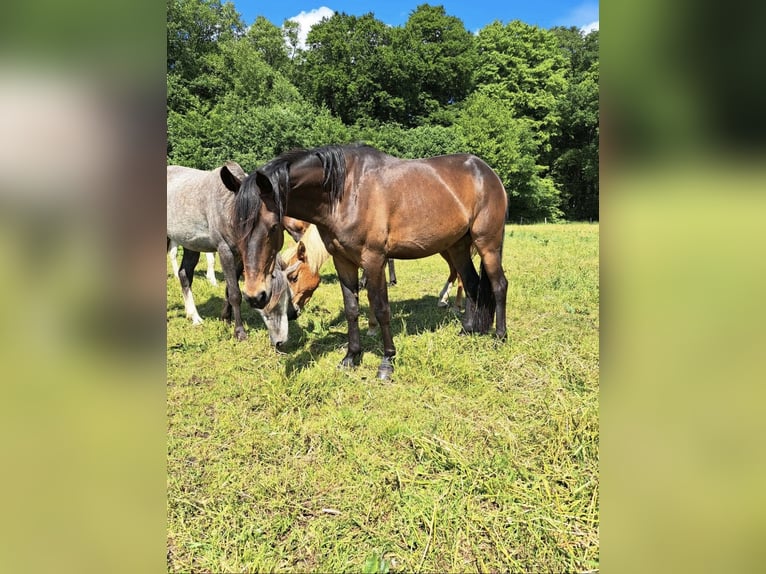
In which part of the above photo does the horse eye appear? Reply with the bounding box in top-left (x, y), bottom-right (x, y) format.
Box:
top-left (271, 223), bottom-right (279, 234)
top-left (288, 274), bottom-right (298, 283)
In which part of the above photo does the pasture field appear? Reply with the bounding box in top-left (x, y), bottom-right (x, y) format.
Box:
top-left (167, 223), bottom-right (599, 573)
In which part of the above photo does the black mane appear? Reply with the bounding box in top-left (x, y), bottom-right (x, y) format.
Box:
top-left (234, 144), bottom-right (377, 239)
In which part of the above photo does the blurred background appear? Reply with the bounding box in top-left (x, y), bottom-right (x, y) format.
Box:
top-left (0, 1), bottom-right (166, 572)
top-left (0, 0), bottom-right (764, 572)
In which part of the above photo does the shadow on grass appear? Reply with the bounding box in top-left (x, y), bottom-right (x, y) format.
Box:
top-left (195, 295), bottom-right (272, 335)
top-left (282, 294), bottom-right (463, 375)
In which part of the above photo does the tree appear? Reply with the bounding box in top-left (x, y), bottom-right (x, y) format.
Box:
top-left (299, 12), bottom-right (396, 125)
top-left (550, 28), bottom-right (599, 220)
top-left (474, 20), bottom-right (568, 151)
top-left (166, 0), bottom-right (244, 102)
top-left (456, 93), bottom-right (562, 221)
top-left (394, 4), bottom-right (476, 125)
top-left (245, 15), bottom-right (290, 74)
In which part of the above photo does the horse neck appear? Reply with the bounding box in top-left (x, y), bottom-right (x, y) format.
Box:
top-left (285, 162), bottom-right (335, 227)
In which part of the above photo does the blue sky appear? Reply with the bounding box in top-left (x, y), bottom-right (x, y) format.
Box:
top-left (231, 1), bottom-right (599, 47)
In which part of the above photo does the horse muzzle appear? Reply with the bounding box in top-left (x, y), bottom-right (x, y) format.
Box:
top-left (244, 289), bottom-right (269, 309)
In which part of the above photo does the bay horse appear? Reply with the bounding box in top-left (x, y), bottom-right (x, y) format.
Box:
top-left (224, 144), bottom-right (508, 379)
top-left (167, 162), bottom-right (299, 347)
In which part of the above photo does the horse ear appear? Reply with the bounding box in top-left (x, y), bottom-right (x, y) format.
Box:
top-left (296, 241), bottom-right (307, 262)
top-left (255, 170), bottom-right (274, 196)
top-left (221, 162), bottom-right (245, 192)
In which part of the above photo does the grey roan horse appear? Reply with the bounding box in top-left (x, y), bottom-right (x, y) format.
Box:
top-left (167, 162), bottom-right (299, 347)
top-left (223, 144), bottom-right (508, 379)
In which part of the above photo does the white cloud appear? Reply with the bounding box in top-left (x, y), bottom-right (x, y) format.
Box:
top-left (557, 2), bottom-right (599, 32)
top-left (580, 20), bottom-right (599, 34)
top-left (286, 6), bottom-right (335, 49)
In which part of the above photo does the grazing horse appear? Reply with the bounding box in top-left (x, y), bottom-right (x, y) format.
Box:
top-left (167, 162), bottom-right (299, 347)
top-left (224, 144), bottom-right (508, 379)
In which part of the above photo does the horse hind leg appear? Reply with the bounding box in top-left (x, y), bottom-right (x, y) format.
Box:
top-left (178, 248), bottom-right (202, 325)
top-left (445, 239), bottom-right (480, 334)
top-left (205, 252), bottom-right (218, 286)
top-left (168, 239), bottom-right (180, 278)
top-left (437, 278), bottom-right (453, 308)
top-left (473, 244), bottom-right (508, 340)
top-left (367, 297), bottom-right (379, 336)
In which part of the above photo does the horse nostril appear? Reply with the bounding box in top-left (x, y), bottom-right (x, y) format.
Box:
top-left (275, 341), bottom-right (284, 350)
top-left (248, 290), bottom-right (268, 309)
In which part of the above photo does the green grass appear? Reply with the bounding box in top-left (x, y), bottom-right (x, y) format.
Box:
top-left (167, 223), bottom-right (599, 573)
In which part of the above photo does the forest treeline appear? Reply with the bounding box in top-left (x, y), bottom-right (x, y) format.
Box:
top-left (167, 0), bottom-right (599, 221)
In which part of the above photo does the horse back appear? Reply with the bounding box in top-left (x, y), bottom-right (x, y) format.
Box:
top-left (345, 152), bottom-right (505, 259)
top-left (167, 165), bottom-right (232, 251)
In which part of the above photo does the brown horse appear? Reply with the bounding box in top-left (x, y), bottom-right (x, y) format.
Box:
top-left (224, 144), bottom-right (508, 379)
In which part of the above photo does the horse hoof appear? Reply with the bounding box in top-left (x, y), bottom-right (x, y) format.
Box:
top-left (338, 353), bottom-right (361, 369)
top-left (235, 329), bottom-right (247, 341)
top-left (376, 364), bottom-right (394, 380)
top-left (191, 316), bottom-right (204, 325)
top-left (437, 300), bottom-right (448, 308)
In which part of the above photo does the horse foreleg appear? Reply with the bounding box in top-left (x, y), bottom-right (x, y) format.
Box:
top-left (363, 258), bottom-right (395, 380)
top-left (205, 252), bottom-right (217, 286)
top-left (178, 248), bottom-right (202, 324)
top-left (218, 245), bottom-right (246, 341)
top-left (334, 256), bottom-right (362, 368)
top-left (367, 296), bottom-right (379, 337)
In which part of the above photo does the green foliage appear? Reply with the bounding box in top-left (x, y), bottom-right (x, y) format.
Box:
top-left (362, 554), bottom-right (391, 574)
top-left (166, 0), bottom-right (598, 220)
top-left (351, 123), bottom-right (464, 158)
top-left (550, 28), bottom-right (599, 220)
top-left (393, 4), bottom-right (476, 123)
top-left (299, 12), bottom-right (397, 124)
top-left (456, 93), bottom-right (563, 221)
top-left (474, 20), bottom-right (568, 150)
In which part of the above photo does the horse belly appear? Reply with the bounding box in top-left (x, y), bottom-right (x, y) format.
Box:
top-left (167, 219), bottom-right (216, 252)
top-left (385, 218), bottom-right (468, 260)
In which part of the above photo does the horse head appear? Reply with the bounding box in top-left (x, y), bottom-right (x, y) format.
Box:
top-left (223, 164), bottom-right (286, 310)
top-left (253, 257), bottom-right (301, 348)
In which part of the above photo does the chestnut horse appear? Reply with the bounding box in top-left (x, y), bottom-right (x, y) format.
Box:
top-left (224, 144), bottom-right (508, 379)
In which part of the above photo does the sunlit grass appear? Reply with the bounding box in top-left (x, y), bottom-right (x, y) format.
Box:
top-left (167, 223), bottom-right (599, 572)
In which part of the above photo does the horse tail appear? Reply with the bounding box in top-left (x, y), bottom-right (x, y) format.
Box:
top-left (472, 261), bottom-right (496, 334)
